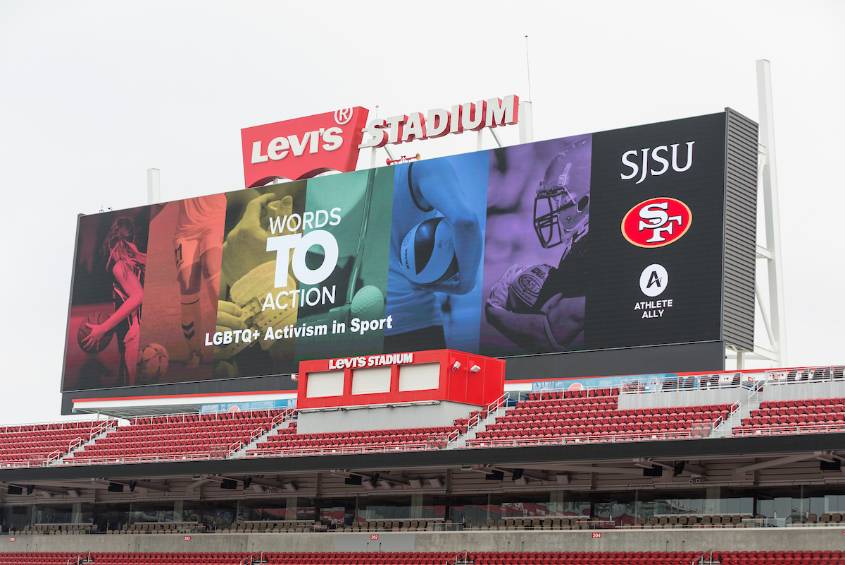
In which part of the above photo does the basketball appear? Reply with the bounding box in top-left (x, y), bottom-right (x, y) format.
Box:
top-left (506, 264), bottom-right (553, 312)
top-left (139, 343), bottom-right (169, 379)
top-left (76, 312), bottom-right (114, 354)
top-left (399, 216), bottom-right (459, 286)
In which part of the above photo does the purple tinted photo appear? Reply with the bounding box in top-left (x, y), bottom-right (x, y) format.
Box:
top-left (480, 135), bottom-right (592, 356)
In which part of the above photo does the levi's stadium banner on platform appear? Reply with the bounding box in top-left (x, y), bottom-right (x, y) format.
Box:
top-left (61, 111), bottom-right (757, 392)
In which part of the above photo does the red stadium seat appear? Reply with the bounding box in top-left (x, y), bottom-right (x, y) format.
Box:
top-left (245, 418), bottom-right (463, 457)
top-left (733, 397), bottom-right (845, 437)
top-left (2, 552), bottom-right (843, 565)
top-left (0, 420), bottom-right (115, 467)
top-left (467, 389), bottom-right (733, 448)
top-left (67, 410), bottom-right (287, 464)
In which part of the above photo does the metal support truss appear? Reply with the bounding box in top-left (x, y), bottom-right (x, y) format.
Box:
top-left (729, 59), bottom-right (787, 369)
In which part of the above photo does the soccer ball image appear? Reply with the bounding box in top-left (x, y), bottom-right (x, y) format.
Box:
top-left (139, 343), bottom-right (169, 379)
top-left (76, 312), bottom-right (114, 354)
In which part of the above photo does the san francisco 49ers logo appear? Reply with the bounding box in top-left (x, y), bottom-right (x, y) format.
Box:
top-left (621, 197), bottom-right (692, 248)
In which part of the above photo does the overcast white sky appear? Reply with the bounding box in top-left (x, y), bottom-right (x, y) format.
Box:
top-left (0, 1), bottom-right (842, 424)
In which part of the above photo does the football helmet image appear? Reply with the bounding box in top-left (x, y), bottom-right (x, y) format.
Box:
top-left (532, 142), bottom-right (591, 255)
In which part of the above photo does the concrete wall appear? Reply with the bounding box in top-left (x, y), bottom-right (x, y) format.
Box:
top-left (5, 528), bottom-right (845, 554)
top-left (297, 401), bottom-right (475, 434)
top-left (618, 388), bottom-right (746, 410)
top-left (762, 380), bottom-right (845, 403)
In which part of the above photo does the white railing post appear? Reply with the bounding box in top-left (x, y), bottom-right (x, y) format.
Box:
top-left (146, 168), bottom-right (160, 204)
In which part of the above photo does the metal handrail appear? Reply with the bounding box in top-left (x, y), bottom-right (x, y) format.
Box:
top-left (616, 365), bottom-right (845, 396)
top-left (228, 408), bottom-right (296, 456)
top-left (733, 423), bottom-right (845, 436)
top-left (227, 426), bottom-right (268, 456)
top-left (59, 451), bottom-right (220, 466)
top-left (447, 394), bottom-right (509, 444)
top-left (0, 418), bottom-right (113, 433)
top-left (529, 389), bottom-right (619, 401)
top-left (466, 428), bottom-right (713, 449)
top-left (129, 408), bottom-right (289, 426)
top-left (247, 440), bottom-right (446, 458)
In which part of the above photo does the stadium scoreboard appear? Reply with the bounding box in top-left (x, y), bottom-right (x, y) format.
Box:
top-left (60, 109), bottom-right (758, 408)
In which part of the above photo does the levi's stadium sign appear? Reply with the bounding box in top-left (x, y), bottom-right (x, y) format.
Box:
top-left (357, 94), bottom-right (519, 149)
top-left (240, 95), bottom-right (519, 187)
top-left (241, 107), bottom-right (370, 187)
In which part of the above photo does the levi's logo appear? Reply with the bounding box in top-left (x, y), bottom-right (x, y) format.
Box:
top-left (622, 197), bottom-right (692, 248)
top-left (250, 127), bottom-right (344, 164)
top-left (241, 107), bottom-right (369, 187)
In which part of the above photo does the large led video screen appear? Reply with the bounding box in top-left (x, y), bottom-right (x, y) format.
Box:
top-left (62, 112), bottom-right (752, 391)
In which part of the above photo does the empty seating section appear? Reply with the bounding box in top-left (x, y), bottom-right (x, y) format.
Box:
top-left (718, 552), bottom-right (845, 564)
top-left (2, 553), bottom-right (844, 565)
top-left (73, 554), bottom-right (245, 564)
top-left (0, 555), bottom-right (75, 565)
top-left (69, 410), bottom-right (285, 463)
top-left (734, 397), bottom-right (845, 436)
top-left (0, 420), bottom-right (111, 467)
top-left (0, 554), bottom-right (248, 564)
top-left (259, 553), bottom-right (702, 564)
top-left (248, 421), bottom-right (458, 456)
top-left (15, 523), bottom-right (95, 535)
top-left (469, 388), bottom-right (732, 447)
top-left (12, 384), bottom-right (845, 468)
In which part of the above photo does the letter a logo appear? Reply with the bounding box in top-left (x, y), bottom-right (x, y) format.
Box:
top-left (639, 264), bottom-right (668, 298)
top-left (647, 271), bottom-right (662, 290)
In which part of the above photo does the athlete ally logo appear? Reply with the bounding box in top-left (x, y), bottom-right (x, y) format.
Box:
top-left (622, 197), bottom-right (692, 248)
top-left (639, 264), bottom-right (668, 297)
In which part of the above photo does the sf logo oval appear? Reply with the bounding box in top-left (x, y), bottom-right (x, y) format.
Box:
top-left (621, 197), bottom-right (692, 248)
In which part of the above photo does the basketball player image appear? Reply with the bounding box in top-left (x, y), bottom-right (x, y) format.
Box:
top-left (384, 158), bottom-right (483, 353)
top-left (82, 216), bottom-right (146, 385)
top-left (485, 141), bottom-right (591, 352)
top-left (172, 195), bottom-right (227, 368)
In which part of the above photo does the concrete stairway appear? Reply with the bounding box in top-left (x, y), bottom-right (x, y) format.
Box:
top-left (227, 410), bottom-right (295, 459)
top-left (710, 384), bottom-right (764, 438)
top-left (448, 396), bottom-right (511, 449)
top-left (49, 419), bottom-right (120, 465)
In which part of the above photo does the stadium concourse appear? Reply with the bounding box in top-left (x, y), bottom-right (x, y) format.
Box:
top-left (1, 368), bottom-right (845, 563)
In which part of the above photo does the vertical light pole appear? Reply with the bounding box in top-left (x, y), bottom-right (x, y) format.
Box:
top-left (146, 168), bottom-right (160, 204)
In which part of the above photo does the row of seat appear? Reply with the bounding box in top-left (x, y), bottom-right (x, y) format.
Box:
top-left (69, 411), bottom-right (286, 463)
top-left (0, 420), bottom-right (111, 466)
top-left (0, 552), bottom-right (843, 565)
top-left (734, 397), bottom-right (845, 436)
top-left (527, 387), bottom-right (620, 400)
top-left (23, 512), bottom-right (845, 536)
top-left (760, 397), bottom-right (845, 408)
top-left (469, 389), bottom-right (732, 446)
top-left (9, 391), bottom-right (845, 467)
top-left (248, 422), bottom-right (460, 456)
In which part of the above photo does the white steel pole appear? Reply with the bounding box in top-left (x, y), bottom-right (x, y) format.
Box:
top-left (756, 59), bottom-right (787, 366)
top-left (146, 168), bottom-right (160, 204)
top-left (369, 106), bottom-right (380, 169)
top-left (519, 100), bottom-right (534, 143)
top-left (520, 34), bottom-right (535, 144)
